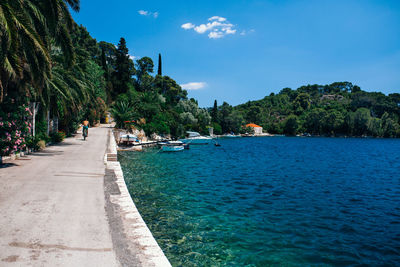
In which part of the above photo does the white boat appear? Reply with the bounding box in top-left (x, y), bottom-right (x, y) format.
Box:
top-left (222, 134), bottom-right (241, 138)
top-left (162, 145), bottom-right (184, 152)
top-left (179, 131), bottom-right (213, 145)
top-left (120, 133), bottom-right (138, 142)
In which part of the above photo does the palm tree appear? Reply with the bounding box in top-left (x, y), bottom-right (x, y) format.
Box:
top-left (0, 0), bottom-right (80, 103)
top-left (0, 0), bottom-right (50, 102)
top-left (111, 101), bottom-right (138, 129)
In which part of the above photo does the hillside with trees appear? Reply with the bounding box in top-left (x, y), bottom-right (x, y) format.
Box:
top-left (210, 82), bottom-right (400, 137)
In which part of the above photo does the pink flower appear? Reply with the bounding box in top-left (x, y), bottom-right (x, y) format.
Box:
top-left (0, 122), bottom-right (3, 126)
top-left (25, 108), bottom-right (30, 111)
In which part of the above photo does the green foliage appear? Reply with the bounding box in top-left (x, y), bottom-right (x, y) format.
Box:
top-left (0, 103), bottom-right (32, 156)
top-left (112, 37), bottom-right (135, 96)
top-left (230, 82), bottom-right (400, 137)
top-left (50, 131), bottom-right (66, 143)
top-left (211, 122), bottom-right (222, 135)
top-left (0, 0), bottom-right (79, 104)
top-left (111, 101), bottom-right (137, 129)
top-left (157, 53), bottom-right (162, 76)
top-left (283, 115), bottom-right (299, 136)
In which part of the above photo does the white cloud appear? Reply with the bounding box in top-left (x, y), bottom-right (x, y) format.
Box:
top-left (181, 23), bottom-right (195, 30)
top-left (224, 28), bottom-right (236, 35)
top-left (208, 16), bottom-right (227, 22)
top-left (138, 10), bottom-right (159, 18)
top-left (194, 24), bottom-right (209, 34)
top-left (129, 55), bottom-right (136, 60)
top-left (208, 31), bottom-right (224, 39)
top-left (182, 16), bottom-right (237, 39)
top-left (180, 82), bottom-right (207, 90)
top-left (240, 29), bottom-right (255, 36)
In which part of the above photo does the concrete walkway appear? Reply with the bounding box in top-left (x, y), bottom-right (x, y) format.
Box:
top-left (0, 125), bottom-right (119, 266)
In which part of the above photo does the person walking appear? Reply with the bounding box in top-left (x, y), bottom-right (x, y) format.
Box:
top-left (82, 119), bottom-right (89, 140)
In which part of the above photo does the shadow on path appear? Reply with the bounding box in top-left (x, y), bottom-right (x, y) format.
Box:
top-left (0, 163), bottom-right (19, 169)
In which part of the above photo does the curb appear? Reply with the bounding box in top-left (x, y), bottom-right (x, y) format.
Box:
top-left (104, 129), bottom-right (171, 267)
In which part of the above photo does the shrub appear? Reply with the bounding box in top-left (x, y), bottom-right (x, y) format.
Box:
top-left (37, 140), bottom-right (46, 150)
top-left (50, 131), bottom-right (66, 143)
top-left (0, 103), bottom-right (32, 156)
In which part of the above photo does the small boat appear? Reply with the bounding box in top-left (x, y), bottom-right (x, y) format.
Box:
top-left (119, 133), bottom-right (139, 143)
top-left (162, 145), bottom-right (184, 152)
top-left (222, 133), bottom-right (241, 138)
top-left (161, 140), bottom-right (185, 152)
top-left (158, 140), bottom-right (182, 146)
top-left (179, 131), bottom-right (213, 145)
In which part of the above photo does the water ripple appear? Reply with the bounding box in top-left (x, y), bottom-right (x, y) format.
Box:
top-left (120, 137), bottom-right (400, 266)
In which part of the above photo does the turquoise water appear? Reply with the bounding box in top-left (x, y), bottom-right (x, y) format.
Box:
top-left (119, 137), bottom-right (400, 266)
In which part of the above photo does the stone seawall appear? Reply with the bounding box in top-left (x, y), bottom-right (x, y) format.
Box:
top-left (104, 129), bottom-right (171, 267)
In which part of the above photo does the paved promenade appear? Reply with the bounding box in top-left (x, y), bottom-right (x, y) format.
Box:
top-left (0, 125), bottom-right (119, 266)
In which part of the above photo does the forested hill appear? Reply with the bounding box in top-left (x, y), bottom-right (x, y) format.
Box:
top-left (210, 82), bottom-right (400, 137)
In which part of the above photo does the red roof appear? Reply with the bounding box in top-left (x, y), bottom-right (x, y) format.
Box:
top-left (246, 123), bottom-right (262, 128)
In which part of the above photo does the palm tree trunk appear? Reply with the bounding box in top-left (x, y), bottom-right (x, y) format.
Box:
top-left (0, 80), bottom-right (3, 103)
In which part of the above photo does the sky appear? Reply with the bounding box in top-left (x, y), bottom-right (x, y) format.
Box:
top-left (72, 0), bottom-right (400, 107)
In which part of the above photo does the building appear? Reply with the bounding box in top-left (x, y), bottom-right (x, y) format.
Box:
top-left (245, 123), bottom-right (263, 135)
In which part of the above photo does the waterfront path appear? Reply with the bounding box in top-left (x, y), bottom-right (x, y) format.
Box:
top-left (0, 125), bottom-right (120, 266)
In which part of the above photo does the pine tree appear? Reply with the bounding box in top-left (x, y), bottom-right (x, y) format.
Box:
top-left (157, 53), bottom-right (162, 76)
top-left (112, 37), bottom-right (135, 96)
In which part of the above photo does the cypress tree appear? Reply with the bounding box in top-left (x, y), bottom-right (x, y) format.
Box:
top-left (100, 48), bottom-right (108, 81)
top-left (211, 99), bottom-right (218, 123)
top-left (157, 53), bottom-right (162, 76)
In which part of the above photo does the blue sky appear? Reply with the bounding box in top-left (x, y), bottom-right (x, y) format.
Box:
top-left (72, 0), bottom-right (400, 107)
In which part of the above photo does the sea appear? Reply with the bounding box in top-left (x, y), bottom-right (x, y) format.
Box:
top-left (119, 137), bottom-right (400, 266)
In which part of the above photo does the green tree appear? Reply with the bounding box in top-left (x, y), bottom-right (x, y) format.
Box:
top-left (211, 100), bottom-right (219, 123)
top-left (304, 108), bottom-right (326, 134)
top-left (293, 93), bottom-right (311, 114)
top-left (381, 112), bottom-right (400, 137)
top-left (0, 0), bottom-right (79, 103)
top-left (157, 53), bottom-right (162, 76)
top-left (353, 108), bottom-right (372, 136)
top-left (136, 57), bottom-right (154, 92)
top-left (112, 37), bottom-right (135, 96)
top-left (323, 110), bottom-right (345, 135)
top-left (111, 101), bottom-right (137, 129)
top-left (283, 115), bottom-right (299, 136)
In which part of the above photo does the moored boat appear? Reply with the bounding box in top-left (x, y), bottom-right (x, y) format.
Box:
top-left (222, 133), bottom-right (241, 138)
top-left (161, 140), bottom-right (185, 152)
top-left (162, 145), bottom-right (184, 152)
top-left (179, 131), bottom-right (213, 145)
